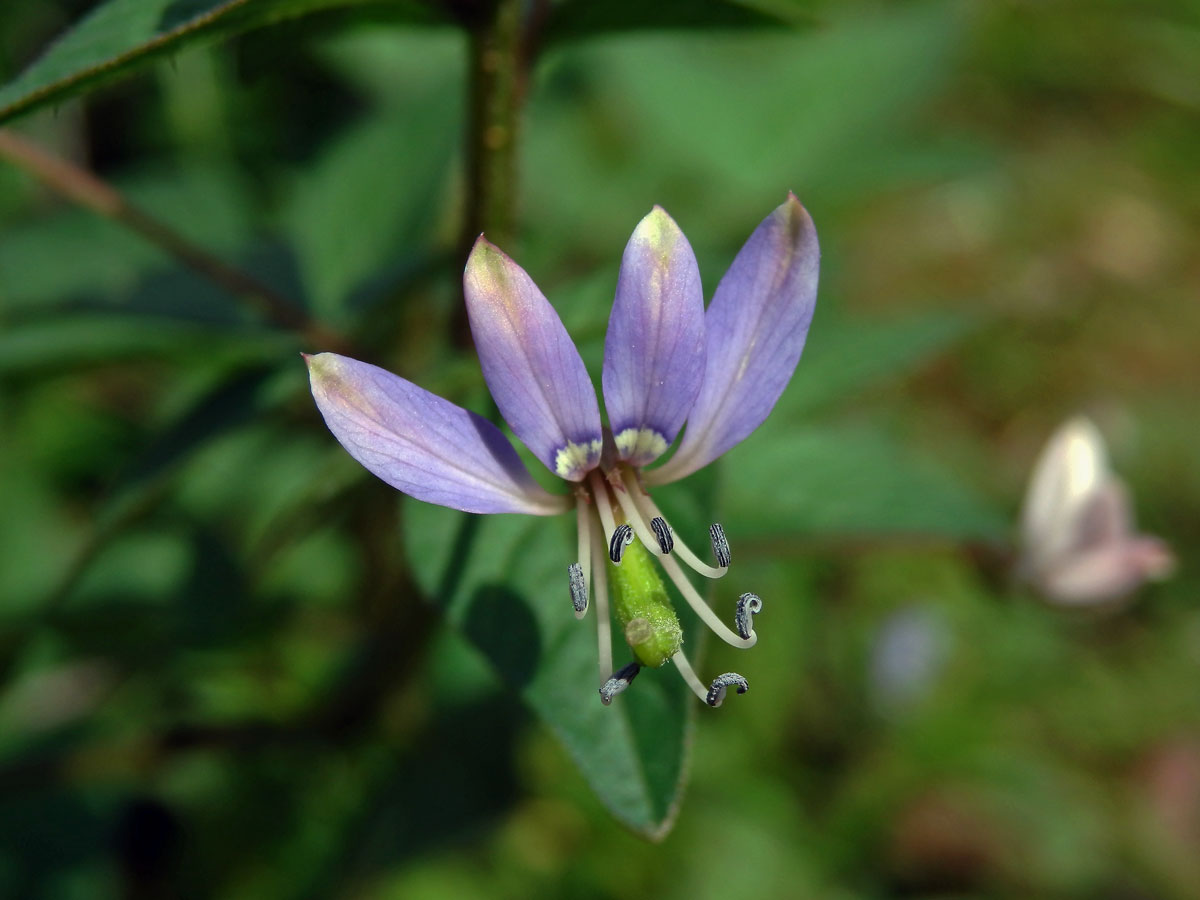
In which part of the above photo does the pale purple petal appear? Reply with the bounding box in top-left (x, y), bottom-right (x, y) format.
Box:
top-left (307, 353), bottom-right (567, 515)
top-left (648, 195), bottom-right (819, 484)
top-left (1039, 536), bottom-right (1175, 606)
top-left (602, 206), bottom-right (706, 467)
top-left (464, 238), bottom-right (603, 482)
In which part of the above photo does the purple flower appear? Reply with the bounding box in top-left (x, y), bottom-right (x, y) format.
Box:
top-left (307, 196), bottom-right (819, 705)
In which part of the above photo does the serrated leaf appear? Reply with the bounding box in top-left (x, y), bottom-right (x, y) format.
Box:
top-left (721, 425), bottom-right (1007, 541)
top-left (406, 498), bottom-right (710, 837)
top-left (0, 0), bottom-right (444, 124)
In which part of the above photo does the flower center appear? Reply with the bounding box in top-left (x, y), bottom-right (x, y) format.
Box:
top-left (569, 463), bottom-right (763, 707)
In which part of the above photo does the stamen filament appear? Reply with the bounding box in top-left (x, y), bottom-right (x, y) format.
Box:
top-left (620, 469), bottom-right (728, 579)
top-left (658, 553), bottom-right (757, 649)
top-left (574, 492), bottom-right (592, 618)
top-left (611, 475), bottom-right (668, 556)
top-left (589, 470), bottom-right (620, 551)
top-left (589, 513), bottom-right (613, 683)
top-left (671, 650), bottom-right (710, 703)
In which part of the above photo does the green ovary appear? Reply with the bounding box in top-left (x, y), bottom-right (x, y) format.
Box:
top-left (608, 536), bottom-right (683, 668)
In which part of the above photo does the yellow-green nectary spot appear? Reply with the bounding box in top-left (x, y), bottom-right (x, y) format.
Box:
top-left (608, 536), bottom-right (683, 668)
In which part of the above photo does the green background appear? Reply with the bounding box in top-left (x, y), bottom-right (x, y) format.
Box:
top-left (0, 0), bottom-right (1197, 897)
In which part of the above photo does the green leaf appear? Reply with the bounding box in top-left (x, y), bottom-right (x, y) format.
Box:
top-left (544, 0), bottom-right (793, 45)
top-left (284, 32), bottom-right (463, 321)
top-left (776, 310), bottom-right (980, 419)
top-left (0, 163), bottom-right (253, 314)
top-left (0, 315), bottom-right (291, 374)
top-left (406, 500), bottom-right (707, 838)
top-left (0, 0), bottom-right (444, 124)
top-left (721, 424), bottom-right (1007, 541)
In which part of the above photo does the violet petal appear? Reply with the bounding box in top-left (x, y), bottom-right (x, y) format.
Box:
top-left (307, 353), bottom-right (567, 515)
top-left (602, 207), bottom-right (706, 466)
top-left (647, 194), bottom-right (819, 484)
top-left (464, 238), bottom-right (603, 481)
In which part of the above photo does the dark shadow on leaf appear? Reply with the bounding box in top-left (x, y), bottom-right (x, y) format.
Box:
top-left (462, 584), bottom-right (541, 690)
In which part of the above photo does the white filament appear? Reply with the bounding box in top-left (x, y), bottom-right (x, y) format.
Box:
top-left (589, 514), bottom-right (613, 684)
top-left (658, 552), bottom-right (756, 649)
top-left (671, 650), bottom-right (710, 703)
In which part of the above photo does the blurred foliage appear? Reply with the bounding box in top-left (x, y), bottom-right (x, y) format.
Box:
top-left (1, 0), bottom-right (1198, 896)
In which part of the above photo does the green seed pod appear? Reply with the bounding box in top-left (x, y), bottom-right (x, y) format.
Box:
top-left (608, 535), bottom-right (683, 667)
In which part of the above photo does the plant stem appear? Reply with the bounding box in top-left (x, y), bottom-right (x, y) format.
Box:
top-left (455, 0), bottom-right (528, 344)
top-left (0, 128), bottom-right (351, 354)
top-left (464, 0), bottom-right (525, 249)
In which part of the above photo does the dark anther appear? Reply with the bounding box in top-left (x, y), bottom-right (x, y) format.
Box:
top-left (706, 672), bottom-right (749, 708)
top-left (600, 662), bottom-right (641, 705)
top-left (568, 563), bottom-right (588, 617)
top-left (735, 592), bottom-right (763, 640)
top-left (609, 524), bottom-right (634, 563)
top-left (650, 516), bottom-right (674, 553)
top-left (710, 523), bottom-right (731, 567)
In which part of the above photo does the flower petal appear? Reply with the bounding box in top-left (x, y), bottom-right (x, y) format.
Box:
top-left (1018, 416), bottom-right (1108, 575)
top-left (647, 194), bottom-right (819, 484)
top-left (602, 206), bottom-right (706, 466)
top-left (307, 353), bottom-right (567, 515)
top-left (464, 238), bottom-right (603, 481)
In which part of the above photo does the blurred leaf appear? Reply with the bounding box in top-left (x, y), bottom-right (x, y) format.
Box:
top-left (0, 315), bottom-right (292, 374)
top-left (777, 310), bottom-right (979, 419)
top-left (722, 424), bottom-right (1007, 541)
top-left (284, 33), bottom-right (462, 321)
top-left (0, 163), bottom-right (253, 314)
top-left (527, 5), bottom-right (967, 236)
top-left (544, 0), bottom-right (793, 45)
top-left (406, 500), bottom-right (703, 838)
top-left (0, 0), bottom-right (444, 124)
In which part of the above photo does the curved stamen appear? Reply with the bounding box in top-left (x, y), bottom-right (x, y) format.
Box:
top-left (658, 552), bottom-right (756, 649)
top-left (599, 662), bottom-right (641, 705)
top-left (671, 650), bottom-right (710, 703)
top-left (709, 524), bottom-right (731, 568)
top-left (608, 523), bottom-right (634, 564)
top-left (706, 673), bottom-right (749, 708)
top-left (650, 517), bottom-right (674, 553)
top-left (588, 513), bottom-right (613, 683)
top-left (620, 469), bottom-right (727, 579)
top-left (735, 592), bottom-right (763, 640)
top-left (568, 563), bottom-right (588, 618)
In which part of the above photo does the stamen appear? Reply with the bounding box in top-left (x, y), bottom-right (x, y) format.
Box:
top-left (599, 662), bottom-right (640, 705)
top-left (574, 492), bottom-right (592, 617)
top-left (620, 469), bottom-right (727, 579)
top-left (589, 514), bottom-right (613, 683)
top-left (671, 650), bottom-right (710, 704)
top-left (608, 524), bottom-right (634, 563)
top-left (735, 592), bottom-right (763, 640)
top-left (610, 473), bottom-right (669, 557)
top-left (568, 563), bottom-right (588, 618)
top-left (658, 553), bottom-right (756, 649)
top-left (589, 470), bottom-right (621, 551)
top-left (710, 524), bottom-right (731, 568)
top-left (706, 673), bottom-right (749, 708)
top-left (650, 517), bottom-right (674, 553)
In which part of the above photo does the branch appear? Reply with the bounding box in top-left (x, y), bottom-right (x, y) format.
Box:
top-left (0, 128), bottom-right (352, 354)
